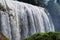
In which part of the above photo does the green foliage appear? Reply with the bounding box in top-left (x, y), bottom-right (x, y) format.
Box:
top-left (22, 32), bottom-right (60, 40)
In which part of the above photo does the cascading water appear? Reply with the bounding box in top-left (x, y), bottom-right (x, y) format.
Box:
top-left (0, 0), bottom-right (55, 40)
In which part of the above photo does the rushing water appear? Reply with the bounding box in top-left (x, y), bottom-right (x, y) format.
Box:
top-left (0, 0), bottom-right (55, 40)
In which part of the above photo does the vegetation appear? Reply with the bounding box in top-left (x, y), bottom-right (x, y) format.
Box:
top-left (0, 32), bottom-right (9, 40)
top-left (22, 32), bottom-right (60, 40)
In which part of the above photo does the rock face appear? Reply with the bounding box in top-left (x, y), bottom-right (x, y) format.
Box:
top-left (0, 32), bottom-right (9, 40)
top-left (47, 1), bottom-right (60, 32)
top-left (0, 0), bottom-right (54, 40)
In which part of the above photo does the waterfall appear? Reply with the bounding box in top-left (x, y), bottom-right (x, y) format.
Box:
top-left (0, 0), bottom-right (55, 40)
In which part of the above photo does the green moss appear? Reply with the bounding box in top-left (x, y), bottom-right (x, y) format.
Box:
top-left (22, 32), bottom-right (60, 40)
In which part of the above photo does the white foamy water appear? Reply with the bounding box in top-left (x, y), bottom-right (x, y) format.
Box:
top-left (0, 0), bottom-right (55, 40)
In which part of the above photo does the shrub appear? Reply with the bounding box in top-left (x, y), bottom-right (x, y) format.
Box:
top-left (22, 32), bottom-right (60, 40)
